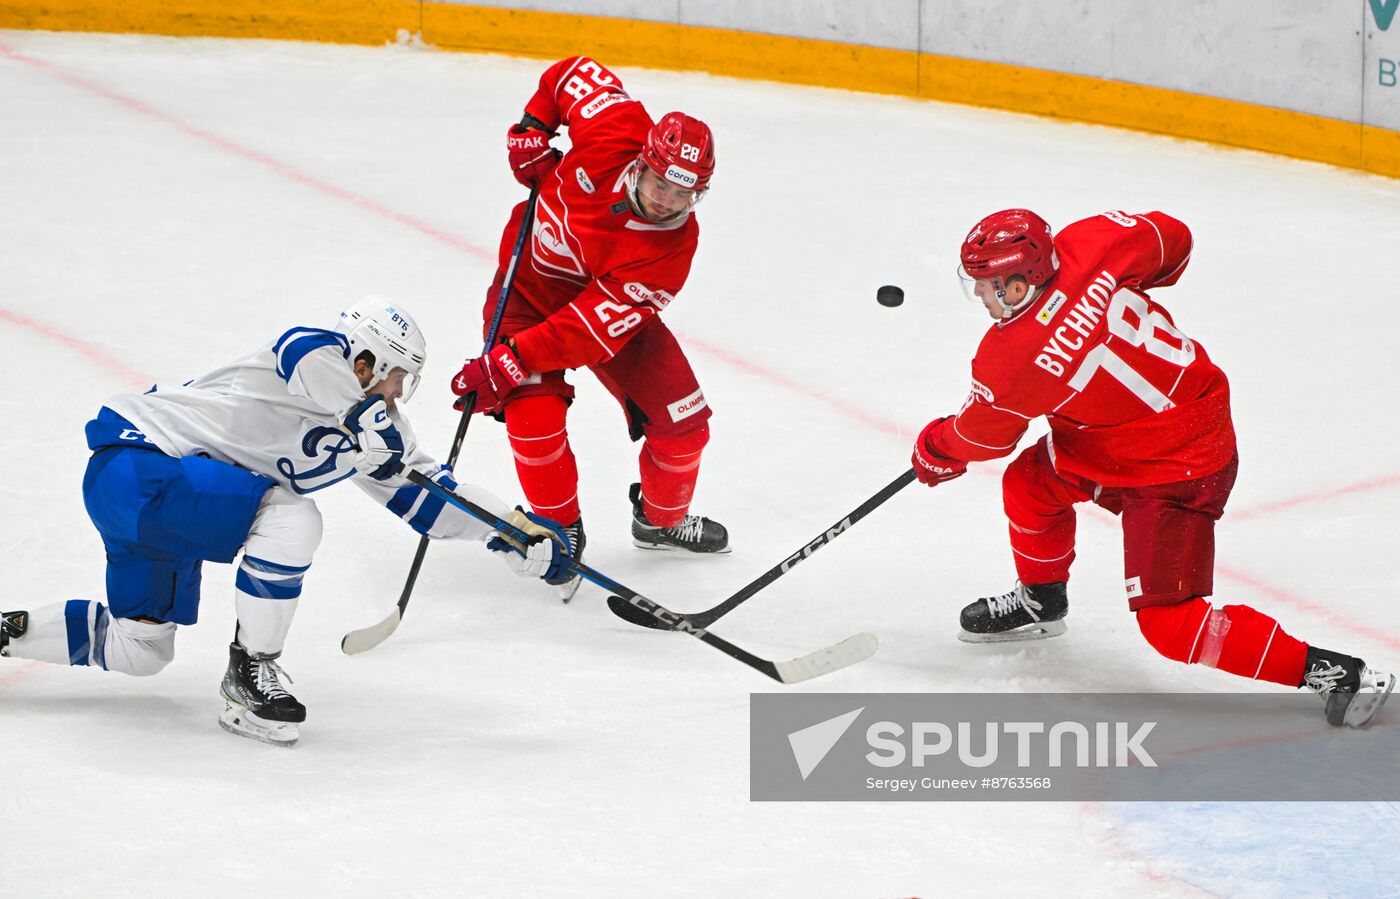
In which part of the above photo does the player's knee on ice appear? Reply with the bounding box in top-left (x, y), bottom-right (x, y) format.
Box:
top-left (6, 600), bottom-right (177, 675)
top-left (1136, 598), bottom-right (1214, 664)
top-left (1137, 598), bottom-right (1308, 686)
top-left (103, 617), bottom-right (177, 676)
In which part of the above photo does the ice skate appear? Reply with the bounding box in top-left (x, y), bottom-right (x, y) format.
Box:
top-left (549, 517), bottom-right (587, 603)
top-left (0, 610), bottom-right (28, 657)
top-left (959, 581), bottom-right (1068, 643)
top-left (219, 642), bottom-right (305, 747)
top-left (629, 483), bottom-right (730, 554)
top-left (1302, 647), bottom-right (1396, 728)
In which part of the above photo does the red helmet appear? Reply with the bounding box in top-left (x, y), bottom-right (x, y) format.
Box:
top-left (960, 209), bottom-right (1057, 287)
top-left (641, 111), bottom-right (715, 191)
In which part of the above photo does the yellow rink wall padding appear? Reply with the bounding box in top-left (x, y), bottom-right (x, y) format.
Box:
top-left (0, 0), bottom-right (418, 44)
top-left (2, 0), bottom-right (1396, 179)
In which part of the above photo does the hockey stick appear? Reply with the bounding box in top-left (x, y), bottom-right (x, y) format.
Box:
top-left (401, 467), bottom-right (878, 683)
top-left (341, 186), bottom-right (540, 655)
top-left (608, 468), bottom-right (917, 631)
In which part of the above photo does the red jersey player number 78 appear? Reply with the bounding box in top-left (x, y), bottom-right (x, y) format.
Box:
top-left (912, 207), bottom-right (1393, 728)
top-left (451, 56), bottom-right (732, 602)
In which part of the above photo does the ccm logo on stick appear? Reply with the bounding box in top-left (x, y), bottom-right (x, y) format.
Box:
top-left (780, 518), bottom-right (854, 573)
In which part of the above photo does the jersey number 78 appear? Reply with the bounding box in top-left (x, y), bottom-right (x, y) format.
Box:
top-left (1066, 288), bottom-right (1196, 413)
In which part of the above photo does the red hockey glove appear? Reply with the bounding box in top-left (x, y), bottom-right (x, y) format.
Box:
top-left (450, 343), bottom-right (530, 415)
top-left (506, 124), bottom-right (561, 189)
top-left (912, 417), bottom-right (969, 487)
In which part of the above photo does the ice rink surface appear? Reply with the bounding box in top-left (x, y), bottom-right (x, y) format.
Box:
top-left (3, 30), bottom-right (1399, 898)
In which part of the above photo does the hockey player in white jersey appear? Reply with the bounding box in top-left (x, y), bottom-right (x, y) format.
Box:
top-left (0, 297), bottom-right (573, 746)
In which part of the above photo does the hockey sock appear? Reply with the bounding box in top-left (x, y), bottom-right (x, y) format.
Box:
top-left (235, 570), bottom-right (303, 656)
top-left (235, 488), bottom-right (319, 657)
top-left (505, 394), bottom-right (580, 525)
top-left (637, 423), bottom-right (708, 528)
top-left (1007, 517), bottom-right (1077, 586)
top-left (1136, 597), bottom-right (1308, 687)
top-left (4, 601), bottom-right (176, 675)
top-left (4, 600), bottom-right (110, 667)
top-left (1002, 445), bottom-right (1086, 586)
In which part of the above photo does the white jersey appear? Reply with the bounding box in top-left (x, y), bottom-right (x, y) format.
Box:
top-left (100, 326), bottom-right (503, 541)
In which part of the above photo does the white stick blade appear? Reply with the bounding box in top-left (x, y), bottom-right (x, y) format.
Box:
top-left (340, 609), bottom-right (402, 655)
top-left (774, 633), bottom-right (878, 683)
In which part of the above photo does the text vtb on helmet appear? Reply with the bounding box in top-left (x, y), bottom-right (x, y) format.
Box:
top-left (337, 296), bottom-right (428, 400)
top-left (960, 208), bottom-right (1058, 288)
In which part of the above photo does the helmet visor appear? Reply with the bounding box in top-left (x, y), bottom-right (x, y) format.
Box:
top-left (957, 264), bottom-right (998, 304)
top-left (367, 366), bottom-right (420, 404)
top-left (631, 162), bottom-right (706, 223)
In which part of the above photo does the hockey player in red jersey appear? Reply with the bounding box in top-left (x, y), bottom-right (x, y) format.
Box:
top-left (451, 57), bottom-right (729, 599)
top-left (911, 208), bottom-right (1394, 727)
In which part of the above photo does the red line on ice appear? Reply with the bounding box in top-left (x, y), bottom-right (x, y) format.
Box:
top-left (0, 660), bottom-right (47, 687)
top-left (1214, 562), bottom-right (1400, 652)
top-left (0, 306), bottom-right (150, 389)
top-left (1230, 472), bottom-right (1400, 520)
top-left (0, 42), bottom-right (495, 263)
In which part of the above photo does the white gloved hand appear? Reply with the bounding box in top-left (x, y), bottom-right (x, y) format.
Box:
top-left (500, 534), bottom-right (565, 579)
top-left (487, 508), bottom-right (572, 582)
top-left (343, 395), bottom-right (404, 481)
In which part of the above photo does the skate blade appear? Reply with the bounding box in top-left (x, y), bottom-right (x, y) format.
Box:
top-left (958, 619), bottom-right (1068, 644)
top-left (557, 575), bottom-right (582, 604)
top-left (1343, 673), bottom-right (1396, 728)
top-left (631, 538), bottom-right (732, 554)
top-left (219, 703), bottom-right (299, 747)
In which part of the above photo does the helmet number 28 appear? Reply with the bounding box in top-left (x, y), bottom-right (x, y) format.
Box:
top-left (592, 297), bottom-right (644, 338)
top-left (1066, 288), bottom-right (1196, 413)
top-left (679, 143), bottom-right (701, 163)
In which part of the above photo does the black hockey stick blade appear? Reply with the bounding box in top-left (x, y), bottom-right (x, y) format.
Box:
top-left (402, 468), bottom-right (877, 683)
top-left (607, 591), bottom-right (880, 684)
top-left (609, 468), bottom-right (917, 631)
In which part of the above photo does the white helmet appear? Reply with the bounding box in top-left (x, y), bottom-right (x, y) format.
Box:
top-left (336, 296), bottom-right (428, 401)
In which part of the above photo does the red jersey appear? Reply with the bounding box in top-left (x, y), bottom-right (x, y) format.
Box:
top-left (499, 57), bottom-right (699, 374)
top-left (928, 211), bottom-right (1236, 487)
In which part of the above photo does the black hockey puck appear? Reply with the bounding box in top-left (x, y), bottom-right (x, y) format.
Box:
top-left (877, 285), bottom-right (905, 307)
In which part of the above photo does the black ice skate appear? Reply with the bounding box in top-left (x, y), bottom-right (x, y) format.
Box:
top-left (0, 610), bottom-right (28, 657)
top-left (219, 642), bottom-right (306, 747)
top-left (1302, 646), bottom-right (1396, 728)
top-left (549, 517), bottom-right (587, 603)
top-left (959, 581), bottom-right (1068, 643)
top-left (629, 482), bottom-right (730, 554)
